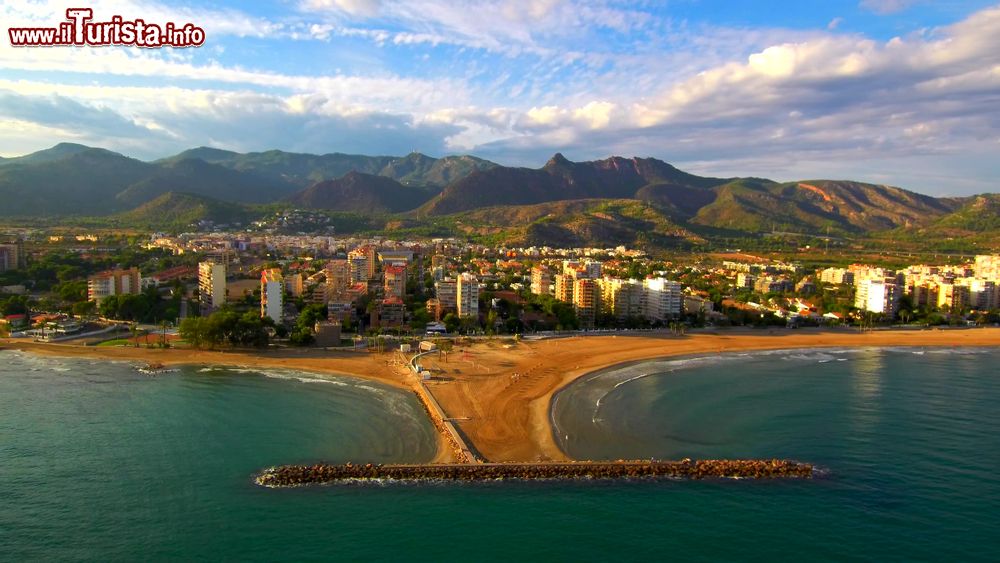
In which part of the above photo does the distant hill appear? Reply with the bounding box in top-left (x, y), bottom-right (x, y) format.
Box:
top-left (158, 147), bottom-right (496, 188)
top-left (449, 198), bottom-right (705, 248)
top-left (689, 179), bottom-right (959, 234)
top-left (115, 158), bottom-right (296, 208)
top-left (418, 153), bottom-right (731, 215)
top-left (0, 142), bottom-right (995, 251)
top-left (0, 147), bottom-right (155, 215)
top-left (285, 171), bottom-right (437, 214)
top-left (0, 143), bottom-right (494, 216)
top-left (923, 194), bottom-right (1000, 233)
top-left (118, 191), bottom-right (252, 228)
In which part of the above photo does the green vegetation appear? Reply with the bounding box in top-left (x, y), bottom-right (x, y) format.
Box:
top-left (179, 309), bottom-right (272, 349)
top-left (98, 287), bottom-right (180, 323)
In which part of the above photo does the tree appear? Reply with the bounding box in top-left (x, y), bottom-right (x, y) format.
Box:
top-left (443, 312), bottom-right (460, 334)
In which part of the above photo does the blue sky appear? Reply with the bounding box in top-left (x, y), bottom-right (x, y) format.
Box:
top-left (1, 0), bottom-right (998, 196)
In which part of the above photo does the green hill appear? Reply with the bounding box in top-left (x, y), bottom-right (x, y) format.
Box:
top-left (118, 192), bottom-right (253, 228)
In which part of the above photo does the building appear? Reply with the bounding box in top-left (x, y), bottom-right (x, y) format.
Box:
top-left (965, 279), bottom-right (998, 310)
top-left (348, 245), bottom-right (378, 281)
top-left (198, 261), bottom-right (226, 312)
top-left (0, 241), bottom-right (24, 272)
top-left (378, 297), bottom-right (406, 327)
top-left (325, 260), bottom-right (351, 294)
top-left (435, 278), bottom-right (458, 311)
top-left (795, 277), bottom-right (816, 295)
top-left (974, 255), bottom-right (1000, 281)
top-left (754, 276), bottom-right (793, 294)
top-left (285, 273), bottom-right (304, 297)
top-left (88, 268), bottom-right (141, 303)
top-left (573, 278), bottom-right (599, 328)
top-left (383, 264), bottom-right (407, 301)
top-left (909, 282), bottom-right (939, 308)
top-left (736, 272), bottom-right (757, 289)
top-left (855, 279), bottom-right (900, 316)
top-left (554, 273), bottom-right (576, 303)
top-left (530, 266), bottom-right (552, 296)
top-left (599, 278), bottom-right (643, 320)
top-left (937, 282), bottom-right (971, 311)
top-left (261, 268), bottom-right (284, 323)
top-left (819, 268), bottom-right (854, 285)
top-left (313, 321), bottom-right (342, 347)
top-left (643, 278), bottom-right (682, 322)
top-left (456, 272), bottom-right (479, 318)
top-left (683, 294), bottom-right (714, 315)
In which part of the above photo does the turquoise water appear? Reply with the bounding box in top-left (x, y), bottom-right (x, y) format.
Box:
top-left (2, 347), bottom-right (999, 561)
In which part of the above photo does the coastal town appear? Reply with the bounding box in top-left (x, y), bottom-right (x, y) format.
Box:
top-left (2, 229), bottom-right (999, 345)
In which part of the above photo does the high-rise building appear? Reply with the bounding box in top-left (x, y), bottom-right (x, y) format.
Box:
top-left (325, 260), bottom-right (350, 294)
top-left (285, 273), bottom-right (304, 297)
top-left (909, 282), bottom-right (939, 308)
top-left (573, 278), bottom-right (599, 327)
top-left (554, 273), bottom-right (576, 303)
top-left (643, 278), bottom-right (682, 322)
top-left (88, 268), bottom-right (141, 303)
top-left (435, 278), bottom-right (458, 311)
top-left (456, 273), bottom-right (479, 318)
top-left (965, 279), bottom-right (998, 310)
top-left (531, 266), bottom-right (552, 296)
top-left (936, 282), bottom-right (970, 311)
top-left (599, 278), bottom-right (643, 320)
top-left (261, 268), bottom-right (284, 323)
top-left (855, 279), bottom-right (900, 316)
top-left (198, 261), bottom-right (226, 312)
top-left (383, 264), bottom-right (407, 301)
top-left (348, 245), bottom-right (378, 281)
top-left (0, 241), bottom-right (24, 273)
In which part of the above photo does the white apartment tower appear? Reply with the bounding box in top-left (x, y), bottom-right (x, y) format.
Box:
top-left (456, 273), bottom-right (479, 318)
top-left (261, 268), bottom-right (284, 323)
top-left (198, 261), bottom-right (227, 312)
top-left (642, 278), bottom-right (682, 322)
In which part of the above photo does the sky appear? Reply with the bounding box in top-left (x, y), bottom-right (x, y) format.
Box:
top-left (1, 0), bottom-right (998, 196)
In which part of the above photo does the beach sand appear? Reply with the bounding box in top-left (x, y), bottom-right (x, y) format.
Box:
top-left (5, 327), bottom-right (999, 463)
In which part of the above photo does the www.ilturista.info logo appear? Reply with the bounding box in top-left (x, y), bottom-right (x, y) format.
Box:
top-left (8, 8), bottom-right (205, 48)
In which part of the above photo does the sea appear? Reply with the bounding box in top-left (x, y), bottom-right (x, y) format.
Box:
top-left (1, 347), bottom-right (999, 561)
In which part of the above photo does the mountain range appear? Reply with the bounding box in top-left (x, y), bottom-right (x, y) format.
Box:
top-left (0, 143), bottom-right (996, 249)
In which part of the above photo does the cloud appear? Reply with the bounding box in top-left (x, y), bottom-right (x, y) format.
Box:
top-left (302, 0), bottom-right (383, 17)
top-left (859, 0), bottom-right (917, 15)
top-left (828, 17), bottom-right (844, 30)
top-left (2, 1), bottom-right (999, 195)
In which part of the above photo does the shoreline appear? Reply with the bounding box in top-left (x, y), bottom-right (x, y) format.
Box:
top-left (0, 339), bottom-right (459, 464)
top-left (5, 327), bottom-right (1000, 463)
top-left (545, 343), bottom-right (998, 459)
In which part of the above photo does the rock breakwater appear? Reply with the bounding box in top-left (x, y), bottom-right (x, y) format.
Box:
top-left (255, 459), bottom-right (815, 487)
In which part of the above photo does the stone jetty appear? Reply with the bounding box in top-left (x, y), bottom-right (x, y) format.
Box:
top-left (254, 459), bottom-right (815, 487)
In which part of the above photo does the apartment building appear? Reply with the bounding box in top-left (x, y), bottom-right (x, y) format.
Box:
top-left (855, 279), bottom-right (900, 316)
top-left (456, 272), bottom-right (479, 319)
top-left (197, 261), bottom-right (226, 312)
top-left (88, 268), bottom-right (141, 303)
top-left (643, 278), bottom-right (682, 322)
top-left (260, 268), bottom-right (284, 323)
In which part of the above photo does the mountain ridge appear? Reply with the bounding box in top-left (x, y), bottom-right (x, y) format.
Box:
top-left (0, 142), bottom-right (995, 250)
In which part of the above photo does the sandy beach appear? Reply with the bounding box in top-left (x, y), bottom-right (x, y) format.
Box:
top-left (5, 327), bottom-right (1000, 463)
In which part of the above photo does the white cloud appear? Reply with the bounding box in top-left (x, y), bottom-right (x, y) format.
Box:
top-left (2, 1), bottom-right (999, 195)
top-left (859, 0), bottom-right (917, 15)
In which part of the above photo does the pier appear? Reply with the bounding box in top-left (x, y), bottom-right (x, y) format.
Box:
top-left (255, 459), bottom-right (816, 487)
